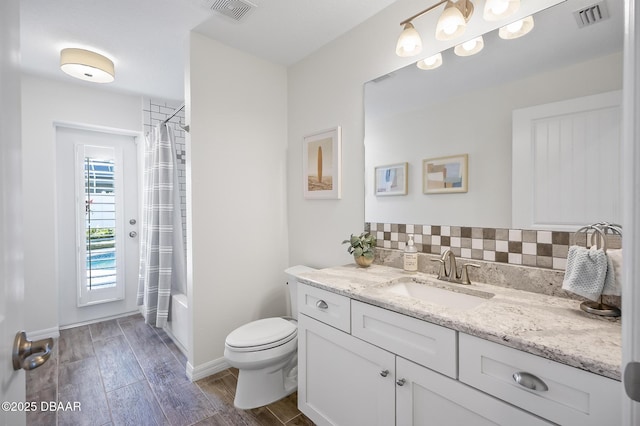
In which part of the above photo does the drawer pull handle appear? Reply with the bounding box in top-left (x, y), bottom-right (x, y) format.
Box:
top-left (396, 378), bottom-right (406, 386)
top-left (316, 300), bottom-right (328, 309)
top-left (512, 372), bottom-right (549, 392)
top-left (380, 369), bottom-right (389, 377)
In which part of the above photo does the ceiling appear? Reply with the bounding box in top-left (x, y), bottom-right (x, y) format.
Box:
top-left (20, 0), bottom-right (398, 102)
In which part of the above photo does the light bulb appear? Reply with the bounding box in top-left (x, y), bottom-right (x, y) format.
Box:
top-left (443, 20), bottom-right (459, 35)
top-left (505, 19), bottom-right (524, 33)
top-left (489, 0), bottom-right (509, 15)
top-left (462, 39), bottom-right (477, 51)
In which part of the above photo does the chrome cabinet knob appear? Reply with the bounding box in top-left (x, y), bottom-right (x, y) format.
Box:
top-left (396, 378), bottom-right (406, 386)
top-left (129, 231), bottom-right (137, 238)
top-left (380, 369), bottom-right (389, 377)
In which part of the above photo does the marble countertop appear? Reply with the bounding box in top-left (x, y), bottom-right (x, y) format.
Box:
top-left (297, 264), bottom-right (622, 381)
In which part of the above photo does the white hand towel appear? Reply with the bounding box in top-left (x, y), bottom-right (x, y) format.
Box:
top-left (602, 248), bottom-right (623, 296)
top-left (562, 246), bottom-right (608, 301)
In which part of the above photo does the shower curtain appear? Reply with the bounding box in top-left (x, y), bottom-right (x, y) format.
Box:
top-left (137, 123), bottom-right (187, 327)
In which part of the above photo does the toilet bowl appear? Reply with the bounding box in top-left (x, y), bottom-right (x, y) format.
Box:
top-left (223, 265), bottom-right (315, 409)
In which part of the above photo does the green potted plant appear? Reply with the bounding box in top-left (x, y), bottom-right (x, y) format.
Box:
top-left (342, 232), bottom-right (377, 267)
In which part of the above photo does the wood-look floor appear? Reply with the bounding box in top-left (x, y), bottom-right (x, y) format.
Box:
top-left (26, 314), bottom-right (314, 426)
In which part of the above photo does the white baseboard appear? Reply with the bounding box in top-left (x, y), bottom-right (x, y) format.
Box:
top-left (59, 310), bottom-right (140, 330)
top-left (26, 327), bottom-right (60, 341)
top-left (186, 357), bottom-right (230, 382)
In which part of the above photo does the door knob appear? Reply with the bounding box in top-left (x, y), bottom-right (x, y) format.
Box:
top-left (12, 331), bottom-right (54, 371)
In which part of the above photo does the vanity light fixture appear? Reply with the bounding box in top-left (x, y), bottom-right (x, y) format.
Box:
top-left (435, 0), bottom-right (474, 41)
top-left (454, 35), bottom-right (485, 56)
top-left (60, 48), bottom-right (115, 83)
top-left (416, 52), bottom-right (443, 70)
top-left (483, 0), bottom-right (520, 21)
top-left (499, 15), bottom-right (535, 39)
top-left (396, 23), bottom-right (423, 57)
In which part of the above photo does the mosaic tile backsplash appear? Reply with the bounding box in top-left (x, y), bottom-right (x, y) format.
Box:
top-left (365, 222), bottom-right (622, 271)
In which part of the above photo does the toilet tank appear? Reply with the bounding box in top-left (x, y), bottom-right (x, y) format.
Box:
top-left (284, 265), bottom-right (316, 320)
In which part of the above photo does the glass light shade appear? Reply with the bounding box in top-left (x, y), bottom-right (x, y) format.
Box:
top-left (499, 15), bottom-right (534, 39)
top-left (60, 48), bottom-right (115, 83)
top-left (417, 53), bottom-right (443, 70)
top-left (435, 2), bottom-right (467, 41)
top-left (483, 0), bottom-right (520, 21)
top-left (396, 23), bottom-right (423, 57)
top-left (454, 36), bottom-right (484, 56)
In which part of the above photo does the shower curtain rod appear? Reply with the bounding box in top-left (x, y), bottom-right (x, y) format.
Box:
top-left (162, 103), bottom-right (185, 124)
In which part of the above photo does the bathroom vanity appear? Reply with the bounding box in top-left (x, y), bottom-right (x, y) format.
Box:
top-left (296, 264), bottom-right (621, 426)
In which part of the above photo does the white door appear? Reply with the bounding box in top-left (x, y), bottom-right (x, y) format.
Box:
top-left (622, 0), bottom-right (640, 423)
top-left (55, 126), bottom-right (140, 326)
top-left (1, 0), bottom-right (25, 424)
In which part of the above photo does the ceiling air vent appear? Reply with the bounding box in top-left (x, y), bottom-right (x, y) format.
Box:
top-left (210, 0), bottom-right (256, 22)
top-left (573, 1), bottom-right (610, 28)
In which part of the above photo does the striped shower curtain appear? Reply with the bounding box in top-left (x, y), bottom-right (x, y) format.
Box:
top-left (137, 123), bottom-right (176, 327)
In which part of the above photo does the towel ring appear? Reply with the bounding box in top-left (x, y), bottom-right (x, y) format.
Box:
top-left (571, 223), bottom-right (622, 317)
top-left (571, 225), bottom-right (608, 253)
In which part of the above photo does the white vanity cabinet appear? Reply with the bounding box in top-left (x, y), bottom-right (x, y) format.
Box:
top-left (459, 333), bottom-right (621, 426)
top-left (298, 314), bottom-right (396, 426)
top-left (297, 284), bottom-right (550, 425)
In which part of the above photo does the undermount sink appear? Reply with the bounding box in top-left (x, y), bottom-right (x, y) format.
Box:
top-left (383, 278), bottom-right (494, 311)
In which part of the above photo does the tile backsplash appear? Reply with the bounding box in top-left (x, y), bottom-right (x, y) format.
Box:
top-left (365, 222), bottom-right (622, 271)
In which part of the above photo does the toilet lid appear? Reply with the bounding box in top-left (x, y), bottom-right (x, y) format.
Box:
top-left (226, 317), bottom-right (297, 349)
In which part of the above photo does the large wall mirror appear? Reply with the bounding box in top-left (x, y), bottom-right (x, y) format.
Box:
top-left (364, 0), bottom-right (623, 230)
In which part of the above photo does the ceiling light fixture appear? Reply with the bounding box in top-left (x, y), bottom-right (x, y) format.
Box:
top-left (60, 48), bottom-right (115, 83)
top-left (483, 0), bottom-right (520, 21)
top-left (454, 35), bottom-right (485, 56)
top-left (499, 15), bottom-right (535, 39)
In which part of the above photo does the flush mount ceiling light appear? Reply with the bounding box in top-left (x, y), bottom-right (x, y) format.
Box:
top-left (454, 35), bottom-right (485, 56)
top-left (483, 0), bottom-right (520, 21)
top-left (60, 48), bottom-right (115, 83)
top-left (416, 52), bottom-right (443, 70)
top-left (499, 15), bottom-right (534, 39)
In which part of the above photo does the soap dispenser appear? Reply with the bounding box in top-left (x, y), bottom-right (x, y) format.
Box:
top-left (404, 234), bottom-right (418, 273)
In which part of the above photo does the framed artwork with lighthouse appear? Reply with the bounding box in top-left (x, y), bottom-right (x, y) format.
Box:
top-left (303, 126), bottom-right (342, 199)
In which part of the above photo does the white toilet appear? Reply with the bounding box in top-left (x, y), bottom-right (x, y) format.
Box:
top-left (223, 265), bottom-right (315, 409)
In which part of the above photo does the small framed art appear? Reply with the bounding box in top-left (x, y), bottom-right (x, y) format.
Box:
top-left (303, 126), bottom-right (341, 199)
top-left (423, 154), bottom-right (468, 194)
top-left (374, 162), bottom-right (408, 196)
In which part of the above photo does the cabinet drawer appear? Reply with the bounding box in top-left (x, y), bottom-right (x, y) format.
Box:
top-left (351, 300), bottom-right (457, 378)
top-left (298, 283), bottom-right (351, 333)
top-left (459, 333), bottom-right (621, 426)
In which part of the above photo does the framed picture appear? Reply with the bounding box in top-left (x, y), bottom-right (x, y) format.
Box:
top-left (423, 154), bottom-right (468, 194)
top-left (374, 162), bottom-right (408, 196)
top-left (303, 126), bottom-right (341, 199)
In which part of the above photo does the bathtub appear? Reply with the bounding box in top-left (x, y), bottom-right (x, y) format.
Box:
top-left (165, 293), bottom-right (188, 353)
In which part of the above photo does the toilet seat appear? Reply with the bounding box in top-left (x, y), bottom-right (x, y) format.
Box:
top-left (225, 317), bottom-right (297, 352)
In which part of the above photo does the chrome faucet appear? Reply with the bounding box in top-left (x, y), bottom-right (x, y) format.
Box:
top-left (433, 249), bottom-right (480, 285)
